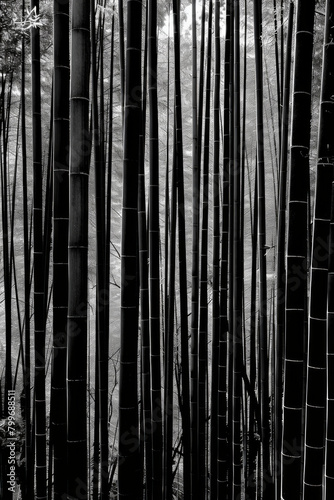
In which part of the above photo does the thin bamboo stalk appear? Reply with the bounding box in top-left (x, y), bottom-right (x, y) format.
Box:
top-left (210, 0), bottom-right (220, 497)
top-left (198, 3), bottom-right (212, 498)
top-left (172, 1), bottom-right (191, 496)
top-left (217, 1), bottom-right (231, 496)
top-left (21, 4), bottom-right (33, 491)
top-left (274, 4), bottom-right (294, 499)
top-left (253, 0), bottom-right (272, 495)
top-left (232, 1), bottom-right (242, 496)
top-left (147, 0), bottom-right (162, 496)
top-left (190, 0), bottom-right (200, 494)
top-left (30, 0), bottom-right (47, 496)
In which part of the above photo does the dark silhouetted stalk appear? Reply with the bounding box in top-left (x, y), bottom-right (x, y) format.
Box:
top-left (274, 4), bottom-right (294, 499)
top-left (282, 1), bottom-right (315, 497)
top-left (303, 0), bottom-right (334, 496)
top-left (172, 0), bottom-right (191, 496)
top-left (30, 0), bottom-right (46, 496)
top-left (51, 2), bottom-right (69, 498)
top-left (67, 1), bottom-right (90, 497)
top-left (118, 0), bottom-right (142, 497)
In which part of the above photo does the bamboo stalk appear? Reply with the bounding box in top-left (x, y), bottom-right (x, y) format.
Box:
top-left (30, 0), bottom-right (47, 496)
top-left (281, 1), bottom-right (316, 497)
top-left (118, 0), bottom-right (142, 497)
top-left (303, 0), bottom-right (334, 495)
top-left (190, 0), bottom-right (200, 494)
top-left (172, 1), bottom-right (191, 496)
top-left (232, 1), bottom-right (243, 496)
top-left (253, 0), bottom-right (272, 495)
top-left (67, 1), bottom-right (90, 496)
top-left (274, 4), bottom-right (294, 499)
top-left (217, 1), bottom-right (231, 496)
top-left (147, 0), bottom-right (162, 495)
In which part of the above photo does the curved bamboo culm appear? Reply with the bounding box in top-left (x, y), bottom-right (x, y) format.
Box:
top-left (281, 1), bottom-right (315, 498)
top-left (304, 0), bottom-right (334, 497)
top-left (118, 0), bottom-right (142, 497)
top-left (67, 1), bottom-right (90, 497)
top-left (30, 0), bottom-right (47, 497)
top-left (52, 1), bottom-right (69, 498)
top-left (274, 4), bottom-right (294, 499)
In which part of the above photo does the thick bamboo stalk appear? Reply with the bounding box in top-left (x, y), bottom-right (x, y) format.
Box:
top-left (303, 0), bottom-right (334, 496)
top-left (118, 0), bottom-right (142, 497)
top-left (325, 6), bottom-right (334, 492)
top-left (281, 1), bottom-right (315, 497)
top-left (52, 2), bottom-right (69, 498)
top-left (67, 1), bottom-right (90, 496)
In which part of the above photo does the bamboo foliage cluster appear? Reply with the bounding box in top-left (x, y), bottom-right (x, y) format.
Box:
top-left (1, 0), bottom-right (334, 499)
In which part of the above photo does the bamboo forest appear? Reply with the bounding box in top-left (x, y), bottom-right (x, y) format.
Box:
top-left (1, 0), bottom-right (334, 498)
